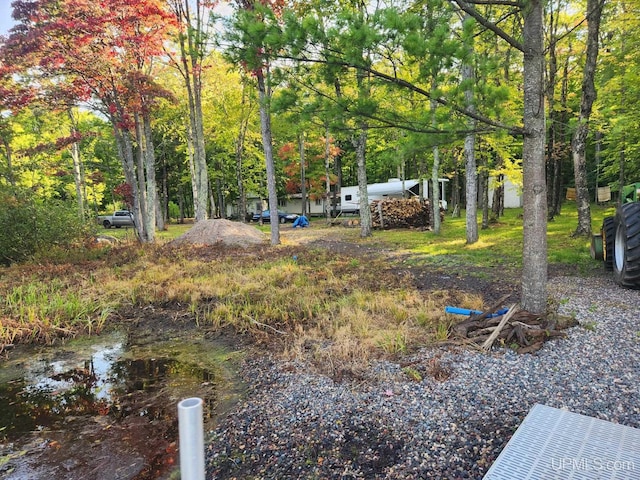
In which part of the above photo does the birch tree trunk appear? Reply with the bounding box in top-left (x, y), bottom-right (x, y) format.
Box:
top-left (67, 109), bottom-right (85, 220)
top-left (171, 0), bottom-right (208, 222)
top-left (187, 127), bottom-right (198, 217)
top-left (143, 113), bottom-right (157, 241)
top-left (134, 113), bottom-right (149, 240)
top-left (112, 119), bottom-right (143, 241)
top-left (571, 0), bottom-right (604, 236)
top-left (521, 0), bottom-right (548, 314)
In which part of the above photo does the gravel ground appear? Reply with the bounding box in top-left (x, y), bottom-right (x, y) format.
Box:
top-left (205, 276), bottom-right (640, 479)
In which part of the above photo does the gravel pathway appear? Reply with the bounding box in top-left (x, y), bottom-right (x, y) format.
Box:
top-left (205, 276), bottom-right (640, 479)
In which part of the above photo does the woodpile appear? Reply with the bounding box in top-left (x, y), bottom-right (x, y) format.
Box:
top-left (370, 198), bottom-right (443, 230)
top-left (450, 295), bottom-right (567, 354)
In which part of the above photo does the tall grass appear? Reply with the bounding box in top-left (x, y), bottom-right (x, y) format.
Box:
top-left (1, 279), bottom-right (112, 349)
top-left (1, 204), bottom-right (609, 374)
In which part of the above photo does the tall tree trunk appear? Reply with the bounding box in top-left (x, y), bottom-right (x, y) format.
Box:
top-left (172, 0), bottom-right (209, 222)
top-left (594, 130), bottom-right (602, 202)
top-left (67, 109), bottom-right (85, 220)
top-left (521, 0), bottom-right (548, 314)
top-left (143, 113), bottom-right (157, 241)
top-left (324, 122), bottom-right (332, 223)
top-left (553, 56), bottom-right (571, 216)
top-left (546, 0), bottom-right (559, 218)
top-left (235, 114), bottom-right (249, 222)
top-left (162, 158), bottom-right (169, 224)
top-left (618, 141), bottom-right (625, 207)
top-left (462, 13), bottom-right (478, 243)
top-left (430, 95), bottom-right (441, 234)
top-left (186, 126), bottom-right (199, 217)
top-left (299, 133), bottom-right (307, 217)
top-left (451, 163), bottom-right (461, 218)
top-left (257, 70), bottom-right (280, 245)
top-left (215, 177), bottom-right (224, 218)
top-left (462, 73), bottom-right (478, 242)
top-left (571, 0), bottom-right (604, 237)
top-left (491, 173), bottom-right (504, 218)
top-left (134, 113), bottom-right (149, 241)
top-left (112, 119), bottom-right (143, 241)
top-left (355, 67), bottom-right (372, 237)
top-left (481, 167), bottom-right (489, 229)
top-left (355, 126), bottom-right (371, 237)
top-left (178, 184), bottom-right (185, 223)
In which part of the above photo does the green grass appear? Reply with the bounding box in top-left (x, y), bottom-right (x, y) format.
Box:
top-left (365, 202), bottom-right (615, 272)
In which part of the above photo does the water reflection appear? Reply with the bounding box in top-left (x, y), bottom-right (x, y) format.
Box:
top-left (0, 335), bottom-right (218, 441)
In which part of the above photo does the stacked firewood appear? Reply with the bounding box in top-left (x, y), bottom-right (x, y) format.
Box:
top-left (450, 296), bottom-right (567, 354)
top-left (370, 198), bottom-right (442, 229)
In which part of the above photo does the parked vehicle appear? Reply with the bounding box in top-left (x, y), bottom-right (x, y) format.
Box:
top-left (98, 210), bottom-right (135, 229)
top-left (251, 210), bottom-right (299, 224)
top-left (595, 182), bottom-right (640, 288)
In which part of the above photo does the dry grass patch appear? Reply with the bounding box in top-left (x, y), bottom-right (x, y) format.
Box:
top-left (1, 243), bottom-right (485, 378)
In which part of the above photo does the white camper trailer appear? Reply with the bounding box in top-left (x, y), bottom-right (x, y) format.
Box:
top-left (339, 178), bottom-right (449, 214)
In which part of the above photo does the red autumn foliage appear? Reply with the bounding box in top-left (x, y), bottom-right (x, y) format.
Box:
top-left (278, 136), bottom-right (341, 198)
top-left (23, 131), bottom-right (95, 157)
top-left (3, 0), bottom-right (177, 128)
top-left (113, 182), bottom-right (134, 208)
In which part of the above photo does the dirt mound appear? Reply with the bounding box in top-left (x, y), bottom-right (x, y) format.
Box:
top-left (170, 219), bottom-right (267, 248)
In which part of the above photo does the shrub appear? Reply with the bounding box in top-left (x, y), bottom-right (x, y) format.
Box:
top-left (0, 189), bottom-right (91, 265)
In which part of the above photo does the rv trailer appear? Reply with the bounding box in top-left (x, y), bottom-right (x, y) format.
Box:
top-left (339, 178), bottom-right (449, 214)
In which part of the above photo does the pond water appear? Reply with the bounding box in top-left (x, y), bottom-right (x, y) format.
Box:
top-left (0, 330), bottom-right (244, 480)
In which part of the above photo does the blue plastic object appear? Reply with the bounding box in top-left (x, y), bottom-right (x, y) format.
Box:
top-left (445, 306), bottom-right (482, 316)
top-left (445, 306), bottom-right (509, 318)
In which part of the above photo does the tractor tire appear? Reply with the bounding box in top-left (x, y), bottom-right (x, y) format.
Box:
top-left (601, 216), bottom-right (615, 270)
top-left (613, 202), bottom-right (640, 288)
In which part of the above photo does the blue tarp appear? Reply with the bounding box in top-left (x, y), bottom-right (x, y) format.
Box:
top-left (293, 215), bottom-right (309, 228)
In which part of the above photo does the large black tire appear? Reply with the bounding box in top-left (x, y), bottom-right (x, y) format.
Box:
top-left (601, 216), bottom-right (615, 270)
top-left (103, 220), bottom-right (111, 229)
top-left (613, 202), bottom-right (640, 288)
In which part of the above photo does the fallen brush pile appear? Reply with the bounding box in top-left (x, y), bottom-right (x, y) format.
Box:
top-left (450, 296), bottom-right (568, 353)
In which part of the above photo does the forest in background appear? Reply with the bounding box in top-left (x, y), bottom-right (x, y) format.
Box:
top-left (0, 0), bottom-right (638, 312)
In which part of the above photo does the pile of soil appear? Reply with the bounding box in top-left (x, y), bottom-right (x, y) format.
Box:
top-left (169, 219), bottom-right (267, 248)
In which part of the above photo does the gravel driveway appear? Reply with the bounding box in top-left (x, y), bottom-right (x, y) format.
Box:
top-left (205, 275), bottom-right (640, 479)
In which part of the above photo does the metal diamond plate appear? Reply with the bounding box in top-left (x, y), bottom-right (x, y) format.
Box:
top-left (483, 404), bottom-right (640, 479)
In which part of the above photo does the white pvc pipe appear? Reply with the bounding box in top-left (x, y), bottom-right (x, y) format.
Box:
top-left (177, 397), bottom-right (205, 480)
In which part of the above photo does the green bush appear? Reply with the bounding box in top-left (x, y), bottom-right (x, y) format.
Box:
top-left (0, 189), bottom-right (91, 266)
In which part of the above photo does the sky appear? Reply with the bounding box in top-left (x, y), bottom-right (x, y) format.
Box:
top-left (1, 1), bottom-right (15, 36)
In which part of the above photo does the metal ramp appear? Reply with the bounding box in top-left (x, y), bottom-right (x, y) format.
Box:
top-left (483, 404), bottom-right (640, 479)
